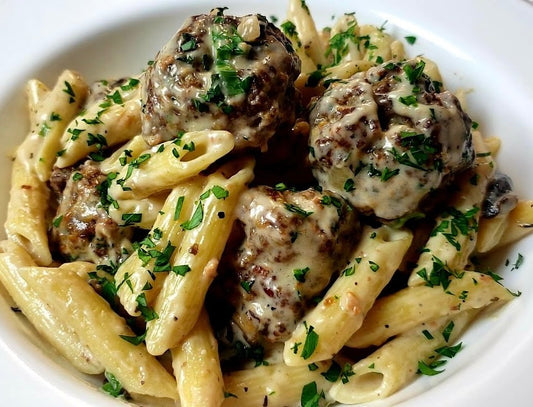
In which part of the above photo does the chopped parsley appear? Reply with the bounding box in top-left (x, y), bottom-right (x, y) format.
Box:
top-left (320, 361), bottom-right (354, 384)
top-left (405, 35), bottom-right (417, 45)
top-left (52, 215), bottom-right (63, 228)
top-left (417, 360), bottom-right (445, 376)
top-left (403, 60), bottom-right (426, 84)
top-left (120, 78), bottom-right (140, 91)
top-left (63, 81), bottom-right (76, 103)
top-left (121, 213), bottom-right (142, 226)
top-left (212, 185), bottom-right (229, 199)
top-left (368, 261), bottom-right (380, 272)
top-left (294, 267), bottom-right (310, 283)
top-left (442, 321), bottom-right (455, 342)
top-left (281, 21), bottom-right (301, 46)
top-left (343, 178), bottom-right (355, 192)
top-left (240, 280), bottom-right (254, 294)
top-left (102, 371), bottom-right (125, 398)
top-left (38, 122), bottom-right (51, 137)
top-left (285, 203), bottom-right (313, 218)
top-left (174, 196), bottom-right (185, 221)
top-left (300, 381), bottom-right (324, 407)
top-left (135, 293), bottom-right (158, 321)
top-left (399, 94), bottom-right (418, 106)
top-left (422, 329), bottom-right (434, 340)
top-left (50, 112), bottom-right (61, 121)
top-left (430, 207), bottom-right (479, 251)
top-left (326, 20), bottom-right (357, 65)
top-left (172, 264), bottom-right (191, 276)
top-left (435, 342), bottom-right (463, 358)
top-left (72, 172), bottom-right (83, 181)
top-left (180, 202), bottom-right (204, 230)
top-left (119, 331), bottom-right (147, 346)
top-left (301, 323), bottom-right (319, 359)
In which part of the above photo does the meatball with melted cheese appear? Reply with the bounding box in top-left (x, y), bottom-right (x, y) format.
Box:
top-left (225, 186), bottom-right (359, 344)
top-left (142, 9), bottom-right (300, 151)
top-left (309, 59), bottom-right (474, 220)
top-left (49, 161), bottom-right (132, 265)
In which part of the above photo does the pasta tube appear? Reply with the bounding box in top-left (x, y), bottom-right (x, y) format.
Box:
top-left (346, 271), bottom-right (515, 348)
top-left (20, 265), bottom-right (179, 400)
top-left (115, 177), bottom-right (205, 316)
top-left (330, 311), bottom-right (477, 404)
top-left (5, 159), bottom-right (52, 266)
top-left (0, 241), bottom-right (103, 374)
top-left (477, 199), bottom-right (533, 252)
top-left (171, 308), bottom-right (224, 407)
top-left (17, 70), bottom-right (89, 181)
top-left (145, 158), bottom-right (254, 355)
top-left (285, 0), bottom-right (327, 70)
top-left (283, 225), bottom-right (413, 366)
top-left (408, 131), bottom-right (495, 286)
top-left (223, 361), bottom-right (333, 407)
top-left (108, 130), bottom-right (235, 200)
top-left (55, 79), bottom-right (142, 168)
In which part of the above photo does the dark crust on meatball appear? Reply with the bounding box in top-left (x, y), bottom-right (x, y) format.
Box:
top-left (142, 12), bottom-right (301, 151)
top-left (218, 186), bottom-right (359, 344)
top-left (49, 161), bottom-right (131, 265)
top-left (309, 59), bottom-right (475, 219)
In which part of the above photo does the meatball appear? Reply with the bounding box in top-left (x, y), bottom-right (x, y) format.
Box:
top-left (309, 59), bottom-right (474, 219)
top-left (225, 186), bottom-right (359, 344)
top-left (141, 8), bottom-right (301, 151)
top-left (49, 161), bottom-right (132, 265)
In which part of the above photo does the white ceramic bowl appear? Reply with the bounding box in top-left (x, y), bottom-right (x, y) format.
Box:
top-left (0, 1), bottom-right (532, 405)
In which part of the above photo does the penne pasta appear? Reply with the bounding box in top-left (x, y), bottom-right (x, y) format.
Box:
top-left (115, 177), bottom-right (206, 316)
top-left (145, 158), bottom-right (255, 355)
top-left (55, 79), bottom-right (142, 168)
top-left (108, 130), bottom-right (235, 200)
top-left (329, 310), bottom-right (478, 404)
top-left (408, 131), bottom-right (495, 286)
top-left (0, 241), bottom-right (104, 374)
top-left (346, 271), bottom-right (515, 348)
top-left (5, 159), bottom-right (52, 266)
top-left (172, 308), bottom-right (225, 407)
top-left (283, 226), bottom-right (413, 366)
top-left (222, 361), bottom-right (333, 407)
top-left (477, 199), bottom-right (533, 253)
top-left (17, 70), bottom-right (89, 182)
top-left (19, 265), bottom-right (179, 400)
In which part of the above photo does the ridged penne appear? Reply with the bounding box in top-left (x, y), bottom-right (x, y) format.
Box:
top-left (145, 158), bottom-right (255, 355)
top-left (5, 159), bottom-right (52, 266)
top-left (330, 311), bottom-right (477, 404)
top-left (17, 70), bottom-right (89, 181)
top-left (108, 130), bottom-right (235, 200)
top-left (19, 265), bottom-right (179, 400)
top-left (0, 241), bottom-right (103, 374)
top-left (408, 131), bottom-right (495, 286)
top-left (283, 226), bottom-right (413, 366)
top-left (172, 308), bottom-right (224, 407)
top-left (346, 271), bottom-right (515, 348)
top-left (223, 361), bottom-right (334, 407)
top-left (55, 79), bottom-right (142, 168)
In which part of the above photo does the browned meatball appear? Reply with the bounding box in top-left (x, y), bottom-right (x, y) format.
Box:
top-left (49, 161), bottom-right (132, 265)
top-left (225, 186), bottom-right (359, 344)
top-left (309, 59), bottom-right (474, 219)
top-left (141, 8), bottom-right (301, 151)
